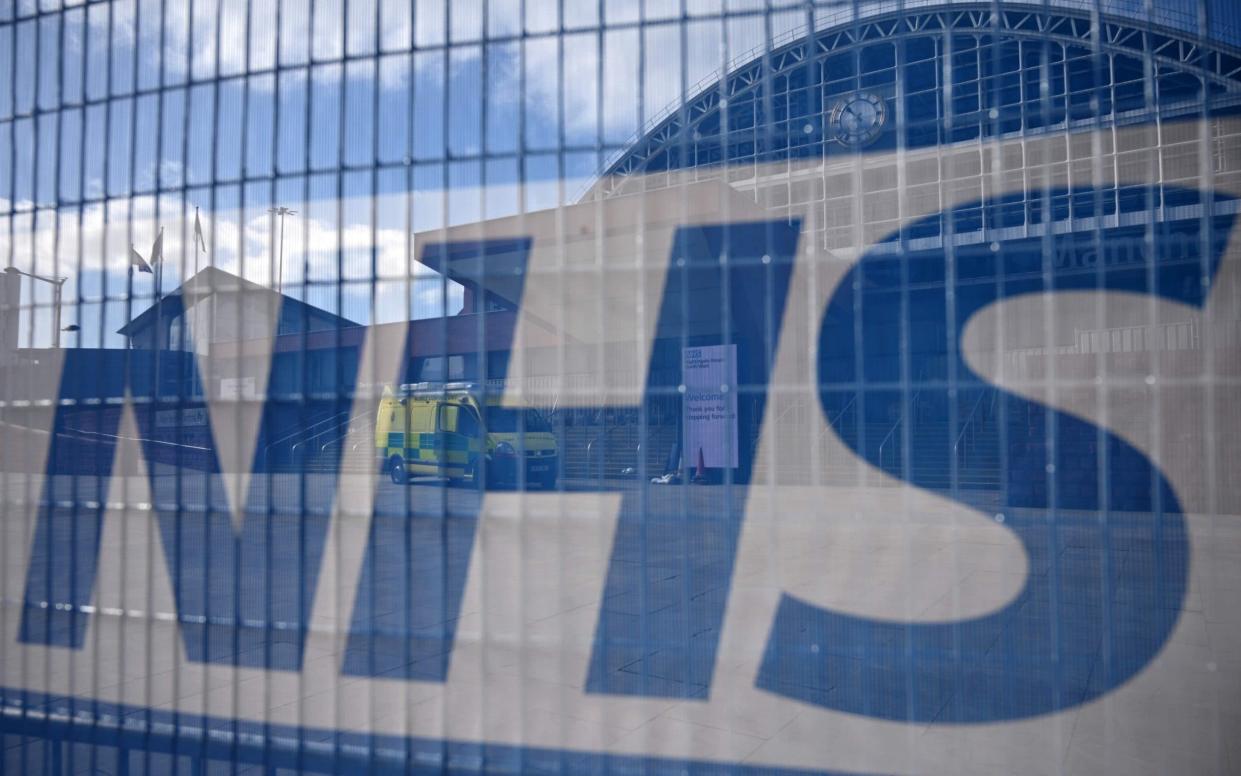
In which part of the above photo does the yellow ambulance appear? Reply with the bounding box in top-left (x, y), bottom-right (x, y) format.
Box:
top-left (375, 382), bottom-right (559, 488)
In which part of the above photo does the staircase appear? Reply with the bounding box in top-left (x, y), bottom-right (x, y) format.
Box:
top-left (880, 389), bottom-right (1002, 492)
top-left (262, 408), bottom-right (377, 473)
top-left (296, 412), bottom-right (377, 473)
top-left (755, 390), bottom-right (1002, 492)
top-left (562, 423), bottom-right (679, 481)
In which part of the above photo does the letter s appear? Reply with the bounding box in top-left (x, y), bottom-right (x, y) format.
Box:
top-left (757, 186), bottom-right (1236, 722)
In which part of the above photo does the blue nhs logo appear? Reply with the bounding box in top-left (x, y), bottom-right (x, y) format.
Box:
top-left (3, 150), bottom-right (1240, 771)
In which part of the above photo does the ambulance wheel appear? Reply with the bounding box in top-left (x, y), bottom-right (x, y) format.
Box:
top-left (389, 456), bottom-right (409, 485)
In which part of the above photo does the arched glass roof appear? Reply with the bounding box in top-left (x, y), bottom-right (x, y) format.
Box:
top-left (594, 3), bottom-right (1241, 197)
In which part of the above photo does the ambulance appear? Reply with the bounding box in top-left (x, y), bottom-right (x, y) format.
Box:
top-left (374, 382), bottom-right (559, 488)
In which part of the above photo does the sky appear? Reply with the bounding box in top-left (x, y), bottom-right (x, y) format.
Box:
top-left (1, 0), bottom-right (1237, 347)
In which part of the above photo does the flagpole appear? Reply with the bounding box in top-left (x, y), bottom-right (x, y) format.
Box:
top-left (268, 206), bottom-right (296, 295)
top-left (194, 207), bottom-right (202, 277)
top-left (155, 228), bottom-right (163, 301)
top-left (151, 227), bottom-right (164, 364)
top-left (125, 260), bottom-right (134, 351)
top-left (127, 240), bottom-right (152, 350)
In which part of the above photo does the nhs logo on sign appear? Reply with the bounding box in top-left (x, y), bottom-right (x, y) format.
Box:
top-left (3, 123), bottom-right (1240, 773)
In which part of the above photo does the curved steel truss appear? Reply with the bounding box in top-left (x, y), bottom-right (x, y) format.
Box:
top-left (597, 3), bottom-right (1241, 189)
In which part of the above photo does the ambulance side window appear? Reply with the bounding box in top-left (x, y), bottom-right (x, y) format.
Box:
top-left (437, 404), bottom-right (458, 433)
top-left (410, 405), bottom-right (434, 432)
top-left (457, 408), bottom-right (480, 438)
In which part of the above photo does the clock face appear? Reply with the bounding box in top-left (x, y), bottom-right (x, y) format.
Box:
top-left (829, 93), bottom-right (888, 147)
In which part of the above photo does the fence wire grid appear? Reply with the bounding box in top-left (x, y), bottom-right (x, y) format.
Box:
top-left (2, 0), bottom-right (1241, 774)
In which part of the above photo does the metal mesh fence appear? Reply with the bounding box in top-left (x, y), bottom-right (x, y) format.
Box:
top-left (2, 0), bottom-right (1240, 773)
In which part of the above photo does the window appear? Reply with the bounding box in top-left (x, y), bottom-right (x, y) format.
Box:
top-left (438, 403), bottom-right (459, 433)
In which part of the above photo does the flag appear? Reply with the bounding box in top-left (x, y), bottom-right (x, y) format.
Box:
top-left (194, 208), bottom-right (207, 253)
top-left (149, 227), bottom-right (164, 268)
top-left (129, 244), bottom-right (152, 273)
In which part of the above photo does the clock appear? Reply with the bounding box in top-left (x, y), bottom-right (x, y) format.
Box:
top-left (829, 93), bottom-right (888, 147)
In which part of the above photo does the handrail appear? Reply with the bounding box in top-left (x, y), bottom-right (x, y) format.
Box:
top-left (875, 418), bottom-right (902, 470)
top-left (876, 390), bottom-right (920, 471)
top-left (585, 430), bottom-right (605, 478)
top-left (261, 409), bottom-right (350, 468)
top-left (826, 393), bottom-right (858, 432)
top-left (770, 398), bottom-right (799, 428)
top-left (59, 426), bottom-right (211, 452)
top-left (585, 424), bottom-right (621, 456)
top-left (2, 417), bottom-right (208, 453)
top-left (952, 390), bottom-right (989, 457)
top-left (263, 409), bottom-right (349, 454)
top-left (291, 409), bottom-right (371, 461)
top-left (811, 393), bottom-right (859, 473)
top-left (585, 423), bottom-right (641, 477)
top-left (315, 410), bottom-right (376, 454)
top-left (585, 426), bottom-right (613, 466)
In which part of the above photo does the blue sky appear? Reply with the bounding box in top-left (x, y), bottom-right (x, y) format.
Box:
top-left (1, 0), bottom-right (1237, 347)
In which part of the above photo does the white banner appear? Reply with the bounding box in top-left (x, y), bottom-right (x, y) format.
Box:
top-left (682, 344), bottom-right (739, 469)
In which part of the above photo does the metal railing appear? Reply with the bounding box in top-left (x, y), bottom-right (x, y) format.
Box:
top-left (952, 390), bottom-right (990, 463)
top-left (876, 390), bottom-right (921, 475)
top-left (293, 409), bottom-right (375, 463)
top-left (826, 393), bottom-right (858, 434)
top-left (585, 425), bottom-right (640, 480)
top-left (1, 418), bottom-right (211, 453)
top-left (260, 410), bottom-right (351, 470)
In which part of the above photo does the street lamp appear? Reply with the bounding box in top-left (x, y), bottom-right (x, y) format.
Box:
top-left (268, 206), bottom-right (297, 294)
top-left (4, 267), bottom-right (68, 348)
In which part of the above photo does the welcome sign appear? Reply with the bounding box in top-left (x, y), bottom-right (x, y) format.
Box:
top-left (682, 344), bottom-right (739, 470)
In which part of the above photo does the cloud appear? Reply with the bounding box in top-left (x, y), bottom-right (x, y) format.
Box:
top-left (0, 182), bottom-right (549, 346)
top-left (17, 0), bottom-right (1236, 350)
top-left (66, 0), bottom-right (385, 89)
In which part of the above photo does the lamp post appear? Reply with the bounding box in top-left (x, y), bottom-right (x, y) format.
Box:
top-left (4, 267), bottom-right (69, 348)
top-left (268, 206), bottom-right (296, 294)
